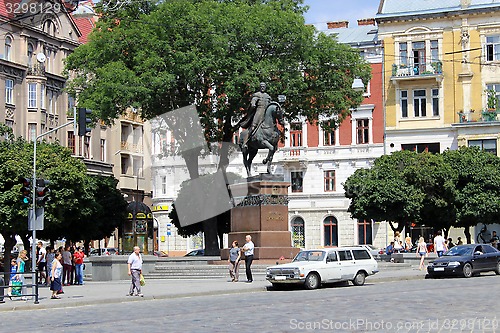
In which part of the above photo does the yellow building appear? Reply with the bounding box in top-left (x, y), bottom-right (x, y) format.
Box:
top-left (377, 0), bottom-right (500, 156)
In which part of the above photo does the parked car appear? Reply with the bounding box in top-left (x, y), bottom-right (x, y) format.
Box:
top-left (184, 249), bottom-right (204, 256)
top-left (153, 251), bottom-right (169, 257)
top-left (427, 244), bottom-right (500, 278)
top-left (90, 248), bottom-right (119, 256)
top-left (266, 247), bottom-right (379, 290)
top-left (354, 244), bottom-right (381, 257)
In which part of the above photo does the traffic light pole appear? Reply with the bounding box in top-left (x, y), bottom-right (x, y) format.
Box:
top-left (30, 107), bottom-right (77, 294)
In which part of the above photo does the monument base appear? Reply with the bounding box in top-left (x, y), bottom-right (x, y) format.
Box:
top-left (221, 176), bottom-right (299, 261)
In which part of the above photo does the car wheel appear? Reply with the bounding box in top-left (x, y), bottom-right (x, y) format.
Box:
top-left (463, 263), bottom-right (473, 278)
top-left (495, 261), bottom-right (500, 275)
top-left (352, 271), bottom-right (366, 286)
top-left (304, 273), bottom-right (320, 290)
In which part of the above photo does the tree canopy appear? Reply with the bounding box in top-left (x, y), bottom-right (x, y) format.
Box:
top-left (343, 148), bottom-right (500, 242)
top-left (0, 125), bottom-right (127, 267)
top-left (65, 0), bottom-right (372, 254)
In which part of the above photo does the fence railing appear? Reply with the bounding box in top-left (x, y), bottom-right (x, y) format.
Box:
top-left (1, 270), bottom-right (39, 304)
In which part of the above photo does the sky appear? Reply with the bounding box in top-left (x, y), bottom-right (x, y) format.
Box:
top-left (302, 0), bottom-right (381, 32)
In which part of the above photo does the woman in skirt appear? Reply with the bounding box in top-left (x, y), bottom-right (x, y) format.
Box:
top-left (50, 252), bottom-right (63, 299)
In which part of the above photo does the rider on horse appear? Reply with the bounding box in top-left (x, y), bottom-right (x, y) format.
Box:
top-left (239, 82), bottom-right (272, 149)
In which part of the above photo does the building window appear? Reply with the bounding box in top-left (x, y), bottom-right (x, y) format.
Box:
top-left (401, 143), bottom-right (440, 153)
top-left (401, 90), bottom-right (408, 118)
top-left (432, 89), bottom-right (439, 116)
top-left (323, 121), bottom-right (335, 146)
top-left (413, 89), bottom-right (426, 117)
top-left (133, 157), bottom-right (143, 177)
top-left (486, 84), bottom-right (500, 109)
top-left (27, 43), bottom-right (33, 66)
top-left (28, 83), bottom-right (37, 108)
top-left (4, 36), bottom-right (12, 61)
top-left (412, 41), bottom-right (426, 74)
top-left (28, 123), bottom-right (36, 142)
top-left (4, 119), bottom-right (13, 138)
top-left (67, 131), bottom-right (75, 154)
top-left (290, 122), bottom-right (302, 155)
top-left (468, 139), bottom-right (497, 154)
top-left (486, 35), bottom-right (500, 62)
top-left (431, 40), bottom-right (439, 62)
top-left (100, 139), bottom-right (106, 162)
top-left (358, 220), bottom-right (372, 245)
top-left (83, 136), bottom-right (90, 158)
top-left (5, 79), bottom-right (13, 105)
top-left (399, 42), bottom-right (407, 66)
top-left (324, 170), bottom-right (335, 192)
top-left (356, 119), bottom-right (369, 144)
top-left (161, 176), bottom-right (167, 195)
top-left (291, 171), bottom-right (303, 193)
top-left (47, 90), bottom-right (53, 114)
top-left (291, 217), bottom-right (305, 248)
top-left (121, 155), bottom-right (130, 175)
top-left (40, 84), bottom-right (45, 110)
top-left (323, 216), bottom-right (338, 247)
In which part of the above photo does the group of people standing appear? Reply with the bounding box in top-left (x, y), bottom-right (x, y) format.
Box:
top-left (36, 243), bottom-right (86, 288)
top-left (227, 235), bottom-right (255, 283)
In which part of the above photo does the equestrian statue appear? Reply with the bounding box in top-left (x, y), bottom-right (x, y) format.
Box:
top-left (238, 82), bottom-right (284, 177)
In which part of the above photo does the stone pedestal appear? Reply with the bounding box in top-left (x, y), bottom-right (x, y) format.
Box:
top-left (221, 174), bottom-right (300, 260)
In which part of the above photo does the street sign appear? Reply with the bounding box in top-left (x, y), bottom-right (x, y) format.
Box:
top-left (28, 207), bottom-right (44, 230)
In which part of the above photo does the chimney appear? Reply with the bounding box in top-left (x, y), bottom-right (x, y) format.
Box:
top-left (357, 18), bottom-right (376, 26)
top-left (327, 21), bottom-right (349, 29)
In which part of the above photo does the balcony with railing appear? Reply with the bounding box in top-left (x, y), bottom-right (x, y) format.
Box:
top-left (391, 61), bottom-right (443, 82)
top-left (27, 63), bottom-right (45, 77)
top-left (457, 109), bottom-right (500, 124)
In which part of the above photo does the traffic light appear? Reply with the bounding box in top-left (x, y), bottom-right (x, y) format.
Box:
top-left (19, 177), bottom-right (31, 205)
top-left (78, 107), bottom-right (92, 136)
top-left (35, 178), bottom-right (50, 207)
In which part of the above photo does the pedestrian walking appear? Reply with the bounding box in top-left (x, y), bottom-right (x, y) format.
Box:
top-left (45, 246), bottom-right (55, 279)
top-left (127, 246), bottom-right (143, 297)
top-left (242, 235), bottom-right (254, 283)
top-left (228, 241), bottom-right (241, 282)
top-left (62, 246), bottom-right (72, 286)
top-left (416, 237), bottom-right (428, 270)
top-left (36, 241), bottom-right (47, 286)
top-left (50, 252), bottom-right (63, 299)
top-left (434, 230), bottom-right (447, 257)
top-left (73, 247), bottom-right (85, 285)
top-left (16, 250), bottom-right (28, 300)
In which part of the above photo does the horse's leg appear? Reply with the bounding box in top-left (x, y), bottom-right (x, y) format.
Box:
top-left (247, 147), bottom-right (258, 176)
top-left (261, 140), bottom-right (274, 164)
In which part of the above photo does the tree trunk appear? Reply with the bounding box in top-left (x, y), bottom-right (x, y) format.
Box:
top-left (464, 227), bottom-right (471, 244)
top-left (1, 232), bottom-right (16, 283)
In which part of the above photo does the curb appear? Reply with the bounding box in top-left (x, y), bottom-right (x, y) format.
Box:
top-left (0, 272), bottom-right (425, 312)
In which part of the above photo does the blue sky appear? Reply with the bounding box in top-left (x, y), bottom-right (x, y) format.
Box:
top-left (302, 0), bottom-right (381, 31)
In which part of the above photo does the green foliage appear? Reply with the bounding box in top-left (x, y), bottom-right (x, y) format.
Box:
top-left (65, 0), bottom-right (371, 138)
top-left (344, 148), bottom-right (500, 233)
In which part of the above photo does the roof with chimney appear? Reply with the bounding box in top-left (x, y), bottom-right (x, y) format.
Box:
top-left (324, 19), bottom-right (379, 47)
top-left (377, 0), bottom-right (500, 21)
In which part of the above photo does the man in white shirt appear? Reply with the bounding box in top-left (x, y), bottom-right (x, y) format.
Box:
top-left (127, 246), bottom-right (143, 296)
top-left (434, 230), bottom-right (447, 257)
top-left (242, 235), bottom-right (254, 283)
top-left (36, 241), bottom-right (47, 285)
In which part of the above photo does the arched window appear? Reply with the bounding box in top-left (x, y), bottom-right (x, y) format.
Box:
top-left (27, 43), bottom-right (34, 66)
top-left (5, 36), bottom-right (12, 61)
top-left (291, 217), bottom-right (305, 248)
top-left (43, 20), bottom-right (57, 36)
top-left (323, 216), bottom-right (338, 247)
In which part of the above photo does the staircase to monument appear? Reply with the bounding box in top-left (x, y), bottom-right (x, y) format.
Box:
top-left (143, 257), bottom-right (269, 279)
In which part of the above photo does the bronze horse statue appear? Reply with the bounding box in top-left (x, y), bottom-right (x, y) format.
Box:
top-left (239, 102), bottom-right (284, 177)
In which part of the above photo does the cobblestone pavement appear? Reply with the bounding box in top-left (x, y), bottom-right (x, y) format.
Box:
top-left (1, 271), bottom-right (499, 333)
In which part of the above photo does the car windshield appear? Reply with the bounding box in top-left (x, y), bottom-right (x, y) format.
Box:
top-left (444, 246), bottom-right (473, 257)
top-left (293, 251), bottom-right (325, 262)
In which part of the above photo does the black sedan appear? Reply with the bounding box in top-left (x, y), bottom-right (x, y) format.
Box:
top-left (427, 244), bottom-right (500, 278)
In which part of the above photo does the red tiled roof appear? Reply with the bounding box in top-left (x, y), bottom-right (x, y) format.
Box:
top-left (72, 16), bottom-right (96, 43)
top-left (0, 1), bottom-right (21, 20)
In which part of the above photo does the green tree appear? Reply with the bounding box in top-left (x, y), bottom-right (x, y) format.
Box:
top-left (65, 0), bottom-right (371, 254)
top-left (443, 147), bottom-right (500, 243)
top-left (344, 150), bottom-right (425, 233)
top-left (0, 125), bottom-right (126, 269)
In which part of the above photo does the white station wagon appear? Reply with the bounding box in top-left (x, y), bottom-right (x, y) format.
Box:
top-left (266, 247), bottom-right (379, 290)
